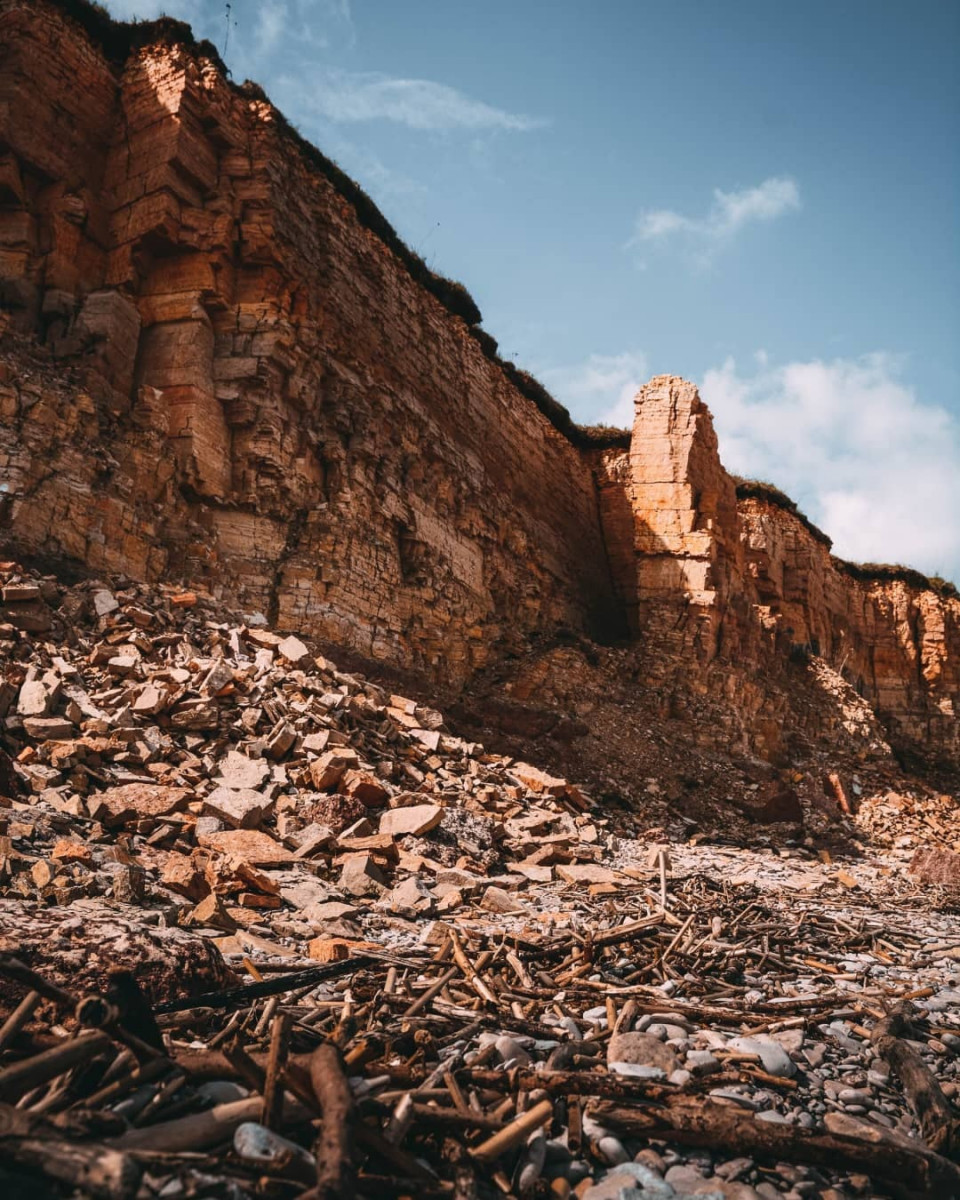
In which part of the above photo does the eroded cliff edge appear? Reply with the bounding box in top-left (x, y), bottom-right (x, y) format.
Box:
top-left (0, 0), bottom-right (621, 683)
top-left (0, 0), bottom-right (957, 782)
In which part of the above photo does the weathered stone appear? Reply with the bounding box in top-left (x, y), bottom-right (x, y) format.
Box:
top-left (378, 804), bottom-right (442, 837)
top-left (511, 762), bottom-right (568, 796)
top-left (340, 770), bottom-right (388, 808)
top-left (310, 749), bottom-right (359, 791)
top-left (196, 829), bottom-right (293, 866)
top-left (277, 635), bottom-right (310, 665)
top-left (214, 751), bottom-right (271, 792)
top-left (0, 899), bottom-right (233, 1016)
top-left (17, 681), bottom-right (50, 717)
top-left (607, 1032), bottom-right (679, 1073)
top-left (22, 716), bottom-right (75, 739)
top-left (203, 786), bottom-right (274, 830)
top-left (909, 846), bottom-right (960, 887)
top-left (556, 863), bottom-right (628, 886)
top-left (87, 783), bottom-right (191, 826)
top-left (339, 854), bottom-right (386, 897)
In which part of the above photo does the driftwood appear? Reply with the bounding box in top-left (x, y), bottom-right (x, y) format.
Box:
top-left (0, 1031), bottom-right (113, 1103)
top-left (871, 1000), bottom-right (959, 1156)
top-left (111, 1095), bottom-right (309, 1153)
top-left (310, 1042), bottom-right (356, 1200)
top-left (153, 958), bottom-right (369, 1014)
top-left (0, 1104), bottom-right (140, 1200)
top-left (590, 1097), bottom-right (960, 1199)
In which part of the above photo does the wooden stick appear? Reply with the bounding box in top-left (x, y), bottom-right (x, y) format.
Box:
top-left (0, 989), bottom-right (41, 1051)
top-left (590, 1098), bottom-right (960, 1199)
top-left (403, 966), bottom-right (459, 1018)
top-left (152, 957), bottom-right (367, 1014)
top-left (450, 934), bottom-right (497, 1006)
top-left (263, 1010), bottom-right (291, 1129)
top-left (0, 1031), bottom-right (112, 1103)
top-left (309, 1041), bottom-right (356, 1200)
top-left (470, 1098), bottom-right (553, 1163)
top-left (871, 1001), bottom-right (958, 1155)
top-left (0, 1133), bottom-right (140, 1200)
top-left (111, 1095), bottom-right (303, 1152)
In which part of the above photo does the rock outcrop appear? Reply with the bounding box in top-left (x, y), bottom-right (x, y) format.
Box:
top-left (0, 1), bottom-right (957, 777)
top-left (0, 0), bottom-right (619, 684)
top-left (590, 377), bottom-right (960, 766)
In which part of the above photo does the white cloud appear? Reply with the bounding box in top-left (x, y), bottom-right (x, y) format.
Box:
top-left (701, 353), bottom-right (960, 582)
top-left (299, 70), bottom-right (546, 132)
top-left (629, 176), bottom-right (800, 264)
top-left (540, 351), bottom-right (648, 428)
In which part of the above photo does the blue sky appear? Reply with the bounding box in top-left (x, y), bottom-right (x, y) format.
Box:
top-left (104, 0), bottom-right (960, 581)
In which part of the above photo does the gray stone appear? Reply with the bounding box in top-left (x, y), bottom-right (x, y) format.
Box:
top-left (730, 1035), bottom-right (797, 1078)
top-left (215, 750), bottom-right (272, 791)
top-left (607, 1032), bottom-right (680, 1073)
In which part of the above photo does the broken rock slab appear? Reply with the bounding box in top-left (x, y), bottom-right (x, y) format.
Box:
top-left (0, 899), bottom-right (234, 1016)
top-left (196, 829), bottom-right (294, 866)
top-left (203, 786), bottom-right (275, 830)
top-left (214, 751), bottom-right (272, 792)
top-left (378, 804), bottom-right (443, 837)
top-left (909, 846), bottom-right (960, 887)
top-left (87, 783), bottom-right (191, 827)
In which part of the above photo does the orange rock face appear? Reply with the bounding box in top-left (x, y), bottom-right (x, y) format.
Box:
top-left (0, 0), bottom-right (618, 683)
top-left (591, 377), bottom-right (960, 765)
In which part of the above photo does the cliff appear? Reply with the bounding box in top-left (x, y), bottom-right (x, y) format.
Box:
top-left (0, 0), bottom-right (620, 683)
top-left (590, 377), bottom-right (960, 768)
top-left (0, 0), bottom-right (957, 780)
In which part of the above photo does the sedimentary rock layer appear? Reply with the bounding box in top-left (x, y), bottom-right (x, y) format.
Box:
top-left (590, 376), bottom-right (960, 764)
top-left (0, 0), bottom-right (619, 682)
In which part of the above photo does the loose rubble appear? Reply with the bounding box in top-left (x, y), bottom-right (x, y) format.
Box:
top-left (1, 563), bottom-right (959, 1199)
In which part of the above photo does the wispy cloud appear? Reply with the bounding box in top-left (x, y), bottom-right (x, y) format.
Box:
top-left (628, 177), bottom-right (800, 265)
top-left (540, 351), bottom-right (648, 427)
top-left (701, 353), bottom-right (960, 582)
top-left (299, 70), bottom-right (546, 132)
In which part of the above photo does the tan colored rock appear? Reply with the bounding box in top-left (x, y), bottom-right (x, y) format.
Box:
top-left (310, 749), bottom-right (359, 791)
top-left (214, 751), bottom-right (271, 792)
top-left (341, 769), bottom-right (388, 808)
top-left (87, 783), bottom-right (191, 827)
top-left (378, 804), bottom-right (442, 837)
top-left (339, 853), bottom-right (386, 897)
top-left (909, 847), bottom-right (960, 887)
top-left (203, 786), bottom-right (274, 830)
top-left (556, 863), bottom-right (628, 886)
top-left (511, 762), bottom-right (568, 796)
top-left (196, 829), bottom-right (293, 866)
top-left (277, 635), bottom-right (311, 665)
top-left (607, 1032), bottom-right (679, 1073)
top-left (17, 681), bottom-right (50, 717)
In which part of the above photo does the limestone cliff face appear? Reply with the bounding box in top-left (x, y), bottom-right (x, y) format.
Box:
top-left (591, 376), bottom-right (960, 766)
top-left (0, 2), bottom-right (957, 772)
top-left (0, 0), bottom-right (618, 681)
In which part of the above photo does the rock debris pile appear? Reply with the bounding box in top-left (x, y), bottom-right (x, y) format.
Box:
top-left (1, 562), bottom-right (959, 1200)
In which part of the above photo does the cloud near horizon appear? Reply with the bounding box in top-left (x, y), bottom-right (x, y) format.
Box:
top-left (546, 348), bottom-right (959, 584)
top-left (629, 176), bottom-right (801, 264)
top-left (300, 70), bottom-right (546, 132)
top-left (540, 351), bottom-right (649, 426)
top-left (701, 353), bottom-right (960, 582)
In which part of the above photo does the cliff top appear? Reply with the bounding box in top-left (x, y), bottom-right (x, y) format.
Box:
top-left (34, 0), bottom-right (630, 449)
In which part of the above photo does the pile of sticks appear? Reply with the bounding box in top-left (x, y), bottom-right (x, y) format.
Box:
top-left (1, 892), bottom-right (958, 1200)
